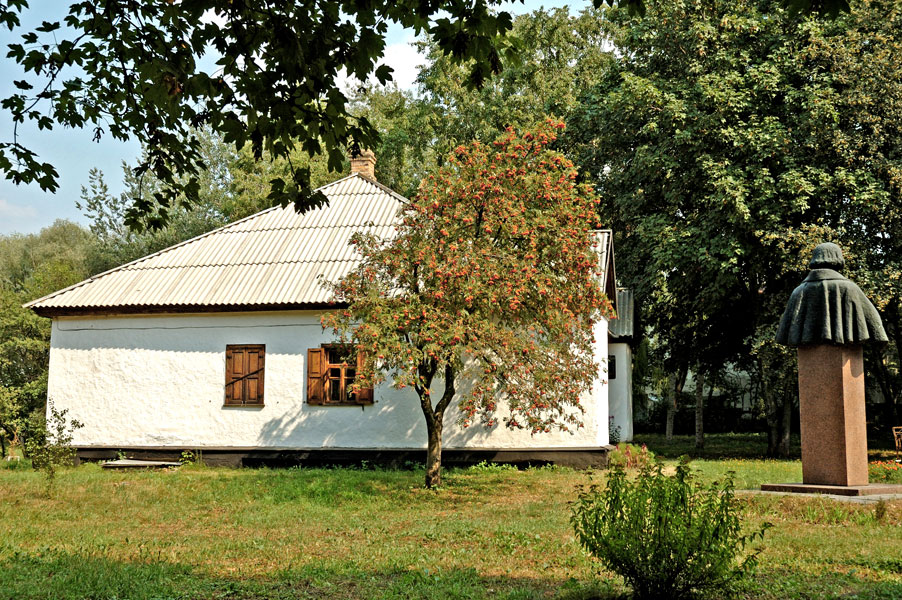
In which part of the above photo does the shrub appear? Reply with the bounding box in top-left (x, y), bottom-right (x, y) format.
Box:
top-left (608, 416), bottom-right (622, 445)
top-left (571, 460), bottom-right (768, 599)
top-left (467, 460), bottom-right (517, 474)
top-left (868, 461), bottom-right (902, 484)
top-left (607, 443), bottom-right (654, 471)
top-left (24, 400), bottom-right (83, 496)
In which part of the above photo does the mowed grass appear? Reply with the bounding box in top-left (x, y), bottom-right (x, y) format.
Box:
top-left (2, 443), bottom-right (902, 599)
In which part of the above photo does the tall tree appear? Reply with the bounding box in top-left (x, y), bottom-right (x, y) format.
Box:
top-left (0, 0), bottom-right (526, 228)
top-left (0, 0), bottom-right (848, 229)
top-left (340, 7), bottom-right (615, 198)
top-left (323, 121), bottom-right (612, 487)
top-left (416, 7), bottom-right (613, 161)
top-left (0, 220), bottom-right (92, 455)
top-left (569, 0), bottom-right (902, 450)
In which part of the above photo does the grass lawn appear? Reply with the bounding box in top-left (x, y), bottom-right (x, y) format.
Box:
top-left (2, 437), bottom-right (901, 599)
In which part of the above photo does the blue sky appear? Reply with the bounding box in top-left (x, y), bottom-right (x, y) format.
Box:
top-left (0, 0), bottom-right (585, 235)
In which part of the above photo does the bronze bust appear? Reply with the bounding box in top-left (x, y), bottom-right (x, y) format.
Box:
top-left (776, 243), bottom-right (887, 347)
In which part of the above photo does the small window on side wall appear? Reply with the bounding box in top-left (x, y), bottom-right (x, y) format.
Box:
top-left (608, 355), bottom-right (617, 380)
top-left (307, 345), bottom-right (374, 405)
top-left (225, 344), bottom-right (265, 406)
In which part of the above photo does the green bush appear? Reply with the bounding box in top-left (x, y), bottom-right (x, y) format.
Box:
top-left (607, 443), bottom-right (654, 471)
top-left (868, 460), bottom-right (902, 484)
top-left (467, 460), bottom-right (517, 474)
top-left (571, 460), bottom-right (768, 599)
top-left (23, 400), bottom-right (83, 496)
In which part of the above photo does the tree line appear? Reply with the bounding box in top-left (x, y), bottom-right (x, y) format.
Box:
top-left (2, 1), bottom-right (900, 459)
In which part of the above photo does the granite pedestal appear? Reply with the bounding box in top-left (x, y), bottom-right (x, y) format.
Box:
top-left (798, 344), bottom-right (868, 486)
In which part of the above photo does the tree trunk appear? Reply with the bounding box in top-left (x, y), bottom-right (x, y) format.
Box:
top-left (760, 357), bottom-right (781, 457)
top-left (417, 363), bottom-right (456, 489)
top-left (695, 370), bottom-right (705, 450)
top-left (665, 374), bottom-right (677, 440)
top-left (778, 391), bottom-right (793, 457)
top-left (425, 419), bottom-right (443, 488)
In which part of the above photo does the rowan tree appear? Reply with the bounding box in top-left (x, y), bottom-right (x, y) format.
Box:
top-left (322, 120), bottom-right (613, 488)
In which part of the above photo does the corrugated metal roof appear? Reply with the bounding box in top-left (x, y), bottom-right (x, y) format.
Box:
top-left (27, 178), bottom-right (621, 317)
top-left (593, 230), bottom-right (617, 304)
top-left (26, 174), bottom-right (405, 314)
top-left (609, 288), bottom-right (634, 338)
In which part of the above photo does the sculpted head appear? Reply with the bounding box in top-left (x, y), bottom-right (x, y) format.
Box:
top-left (808, 242), bottom-right (844, 271)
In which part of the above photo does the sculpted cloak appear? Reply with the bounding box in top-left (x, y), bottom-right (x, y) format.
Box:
top-left (775, 243), bottom-right (887, 347)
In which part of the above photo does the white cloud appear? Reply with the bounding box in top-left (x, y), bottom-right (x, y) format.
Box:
top-left (0, 197), bottom-right (37, 220)
top-left (337, 35), bottom-right (426, 93)
top-left (0, 197), bottom-right (43, 235)
top-left (380, 38), bottom-right (426, 91)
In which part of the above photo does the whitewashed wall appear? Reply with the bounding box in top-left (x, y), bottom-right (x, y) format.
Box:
top-left (48, 311), bottom-right (610, 450)
top-left (608, 342), bottom-right (633, 442)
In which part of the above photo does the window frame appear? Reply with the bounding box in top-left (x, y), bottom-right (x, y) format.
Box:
top-left (323, 344), bottom-right (359, 405)
top-left (307, 343), bottom-right (374, 406)
top-left (224, 344), bottom-right (266, 407)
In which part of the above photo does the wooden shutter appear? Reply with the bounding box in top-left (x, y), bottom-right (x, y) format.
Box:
top-left (355, 349), bottom-right (374, 404)
top-left (307, 348), bottom-right (325, 404)
top-left (244, 346), bottom-right (265, 404)
top-left (225, 346), bottom-right (240, 405)
top-left (225, 344), bottom-right (265, 406)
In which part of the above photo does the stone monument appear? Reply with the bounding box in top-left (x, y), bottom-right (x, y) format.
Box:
top-left (761, 243), bottom-right (900, 496)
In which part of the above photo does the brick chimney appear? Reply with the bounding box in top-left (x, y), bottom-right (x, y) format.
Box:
top-left (350, 149), bottom-right (376, 181)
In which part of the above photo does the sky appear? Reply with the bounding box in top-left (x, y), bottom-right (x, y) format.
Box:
top-left (0, 0), bottom-right (585, 236)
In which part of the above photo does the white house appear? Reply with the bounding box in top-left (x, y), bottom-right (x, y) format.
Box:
top-left (26, 160), bottom-right (631, 467)
top-left (608, 288), bottom-right (635, 442)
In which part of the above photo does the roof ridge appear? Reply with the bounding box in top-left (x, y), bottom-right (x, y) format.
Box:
top-left (217, 221), bottom-right (395, 232)
top-left (119, 258), bottom-right (362, 270)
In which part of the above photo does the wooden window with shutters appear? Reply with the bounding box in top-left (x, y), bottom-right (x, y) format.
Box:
top-left (307, 344), bottom-right (374, 405)
top-left (224, 344), bottom-right (265, 406)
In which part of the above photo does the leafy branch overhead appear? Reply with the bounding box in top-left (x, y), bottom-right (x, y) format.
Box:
top-left (0, 0), bottom-right (849, 230)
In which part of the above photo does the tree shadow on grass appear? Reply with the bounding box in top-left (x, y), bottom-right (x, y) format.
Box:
top-left (8, 549), bottom-right (901, 600)
top-left (0, 548), bottom-right (627, 600)
top-left (750, 568), bottom-right (902, 600)
top-left (633, 433), bottom-right (802, 460)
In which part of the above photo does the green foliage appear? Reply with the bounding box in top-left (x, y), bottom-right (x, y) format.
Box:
top-left (608, 417), bottom-right (622, 445)
top-left (606, 443), bottom-right (654, 470)
top-left (416, 7), bottom-right (613, 163)
top-left (346, 85), bottom-right (437, 198)
top-left (868, 461), bottom-right (902, 484)
top-left (78, 130), bottom-right (237, 273)
top-left (323, 120), bottom-right (610, 486)
top-left (23, 400), bottom-right (83, 496)
top-left (340, 8), bottom-right (615, 201)
top-left (0, 0), bottom-right (524, 227)
top-left (0, 221), bottom-right (91, 455)
top-left (467, 460), bottom-right (517, 474)
top-left (0, 0), bottom-right (849, 228)
top-left (570, 0), bottom-right (902, 420)
top-left (571, 460), bottom-right (769, 599)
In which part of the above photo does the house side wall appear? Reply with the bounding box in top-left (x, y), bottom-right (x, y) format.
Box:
top-left (608, 342), bottom-right (633, 442)
top-left (48, 311), bottom-right (610, 450)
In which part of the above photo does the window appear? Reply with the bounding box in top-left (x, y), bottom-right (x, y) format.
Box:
top-left (225, 344), bottom-right (265, 406)
top-left (608, 355), bottom-right (617, 380)
top-left (307, 345), bottom-right (374, 405)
